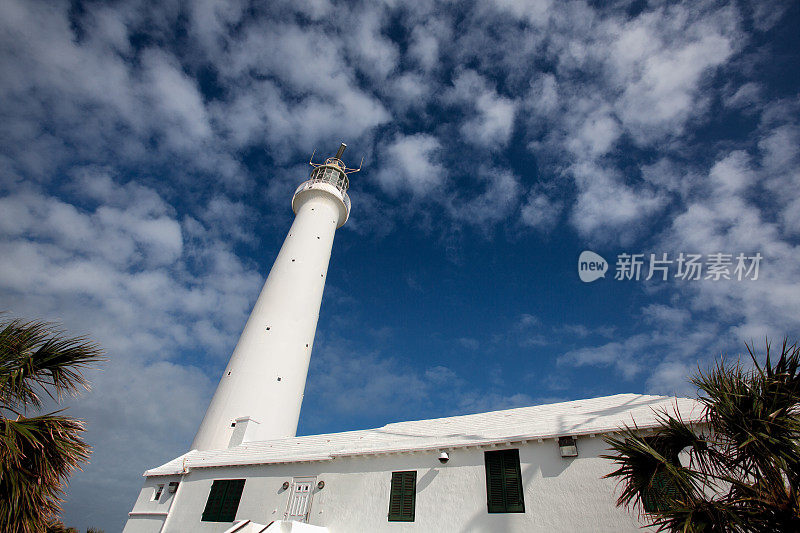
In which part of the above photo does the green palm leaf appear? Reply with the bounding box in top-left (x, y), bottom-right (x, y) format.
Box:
top-left (605, 339), bottom-right (800, 532)
top-left (0, 316), bottom-right (104, 533)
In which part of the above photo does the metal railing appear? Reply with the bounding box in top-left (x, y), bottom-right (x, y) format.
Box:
top-left (308, 164), bottom-right (349, 192)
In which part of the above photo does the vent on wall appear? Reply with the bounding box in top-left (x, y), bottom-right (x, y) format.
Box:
top-left (558, 436), bottom-right (578, 457)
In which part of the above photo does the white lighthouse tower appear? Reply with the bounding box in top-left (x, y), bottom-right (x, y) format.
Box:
top-left (191, 143), bottom-right (358, 451)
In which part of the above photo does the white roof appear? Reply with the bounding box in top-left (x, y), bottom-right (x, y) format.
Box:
top-left (144, 393), bottom-right (704, 476)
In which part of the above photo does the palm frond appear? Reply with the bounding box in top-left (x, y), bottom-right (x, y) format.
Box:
top-left (0, 316), bottom-right (103, 532)
top-left (607, 339), bottom-right (800, 531)
top-left (0, 413), bottom-right (91, 533)
top-left (0, 318), bottom-right (105, 410)
top-left (603, 424), bottom-right (702, 509)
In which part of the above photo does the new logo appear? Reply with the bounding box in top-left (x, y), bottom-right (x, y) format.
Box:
top-left (578, 251), bottom-right (608, 283)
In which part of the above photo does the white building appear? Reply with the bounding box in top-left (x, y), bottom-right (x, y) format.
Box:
top-left (124, 394), bottom-right (702, 533)
top-left (124, 146), bottom-right (703, 532)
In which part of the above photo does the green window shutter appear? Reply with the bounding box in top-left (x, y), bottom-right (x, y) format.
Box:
top-left (218, 479), bottom-right (245, 521)
top-left (202, 479), bottom-right (246, 522)
top-left (502, 451), bottom-right (525, 512)
top-left (202, 480), bottom-right (226, 522)
top-left (485, 452), bottom-right (507, 512)
top-left (388, 471), bottom-right (416, 522)
top-left (485, 449), bottom-right (525, 513)
top-left (639, 437), bottom-right (681, 514)
top-left (642, 471), bottom-right (679, 513)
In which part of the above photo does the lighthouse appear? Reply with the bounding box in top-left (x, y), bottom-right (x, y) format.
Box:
top-left (191, 143), bottom-right (358, 451)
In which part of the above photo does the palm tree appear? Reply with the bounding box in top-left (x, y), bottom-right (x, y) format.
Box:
top-left (603, 340), bottom-right (800, 532)
top-left (0, 317), bottom-right (104, 533)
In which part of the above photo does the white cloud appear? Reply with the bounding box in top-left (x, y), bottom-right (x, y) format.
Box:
top-left (645, 360), bottom-right (697, 397)
top-left (708, 151), bottom-right (754, 194)
top-left (608, 5), bottom-right (737, 142)
top-left (447, 70), bottom-right (517, 149)
top-left (408, 24), bottom-right (441, 71)
top-left (661, 148), bottom-right (800, 340)
top-left (188, 0), bottom-right (248, 54)
top-left (463, 92), bottom-right (517, 148)
top-left (142, 49), bottom-right (213, 147)
top-left (517, 313), bottom-right (541, 328)
top-left (520, 191), bottom-right (561, 233)
top-left (0, 188), bottom-right (181, 268)
top-left (525, 73), bottom-right (559, 116)
top-left (558, 335), bottom-right (648, 380)
top-left (212, 73), bottom-right (389, 159)
top-left (750, 0), bottom-right (789, 32)
top-left (780, 197), bottom-right (800, 236)
top-left (724, 82), bottom-right (762, 110)
top-left (388, 72), bottom-right (432, 110)
top-left (566, 105), bottom-right (621, 157)
top-left (569, 162), bottom-right (666, 243)
top-left (447, 168), bottom-right (522, 227)
top-left (759, 124), bottom-right (800, 176)
top-left (424, 365), bottom-right (459, 384)
top-left (374, 133), bottom-right (446, 195)
top-left (0, 0), bottom-right (248, 186)
top-left (345, 7), bottom-right (399, 81)
top-left (639, 158), bottom-right (692, 195)
top-left (642, 304), bottom-right (691, 329)
top-left (219, 17), bottom-right (396, 147)
top-left (457, 337), bottom-right (480, 350)
top-left (517, 1), bottom-right (743, 157)
top-left (490, 0), bottom-right (554, 25)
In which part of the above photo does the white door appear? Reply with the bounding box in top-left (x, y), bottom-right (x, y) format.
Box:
top-left (286, 479), bottom-right (314, 522)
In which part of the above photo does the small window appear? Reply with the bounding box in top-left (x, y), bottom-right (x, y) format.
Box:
top-left (484, 449), bottom-right (525, 513)
top-left (152, 484), bottom-right (164, 501)
top-left (388, 471), bottom-right (416, 522)
top-left (201, 479), bottom-right (246, 522)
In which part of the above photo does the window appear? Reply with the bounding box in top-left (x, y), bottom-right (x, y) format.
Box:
top-left (484, 449), bottom-right (525, 513)
top-left (201, 479), bottom-right (246, 522)
top-left (388, 471), bottom-right (416, 522)
top-left (638, 437), bottom-right (681, 513)
top-left (641, 471), bottom-right (680, 513)
top-left (152, 484), bottom-right (164, 501)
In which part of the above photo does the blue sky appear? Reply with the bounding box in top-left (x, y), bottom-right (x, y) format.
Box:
top-left (1, 0), bottom-right (799, 530)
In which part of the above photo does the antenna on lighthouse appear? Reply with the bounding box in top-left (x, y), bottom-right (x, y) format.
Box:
top-left (335, 142), bottom-right (347, 160)
top-left (309, 142), bottom-right (362, 173)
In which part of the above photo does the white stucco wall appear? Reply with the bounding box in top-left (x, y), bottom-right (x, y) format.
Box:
top-left (123, 474), bottom-right (182, 533)
top-left (121, 516), bottom-right (166, 533)
top-left (125, 437), bottom-right (654, 533)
